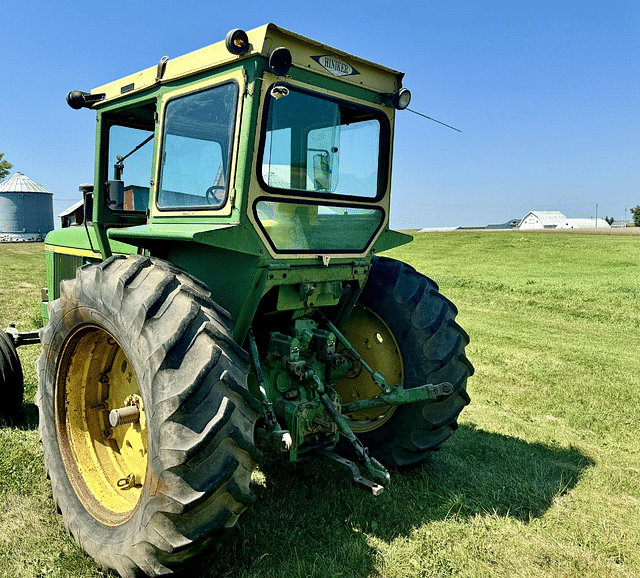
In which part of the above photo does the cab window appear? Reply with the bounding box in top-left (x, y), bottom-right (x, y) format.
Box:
top-left (157, 82), bottom-right (237, 210)
top-left (259, 86), bottom-right (387, 200)
top-left (105, 103), bottom-right (155, 212)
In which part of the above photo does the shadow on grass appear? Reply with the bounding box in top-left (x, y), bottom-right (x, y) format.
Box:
top-left (0, 402), bottom-right (39, 430)
top-left (193, 424), bottom-right (594, 578)
top-left (1, 404), bottom-right (593, 578)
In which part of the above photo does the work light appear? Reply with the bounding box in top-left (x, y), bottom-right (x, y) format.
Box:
top-left (393, 88), bottom-right (411, 110)
top-left (225, 29), bottom-right (250, 55)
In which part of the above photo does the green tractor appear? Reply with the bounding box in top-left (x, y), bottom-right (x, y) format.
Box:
top-left (2, 25), bottom-right (473, 577)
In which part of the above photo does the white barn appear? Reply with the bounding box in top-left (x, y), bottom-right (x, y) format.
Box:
top-left (562, 218), bottom-right (611, 229)
top-left (518, 211), bottom-right (566, 230)
top-left (519, 211), bottom-right (613, 230)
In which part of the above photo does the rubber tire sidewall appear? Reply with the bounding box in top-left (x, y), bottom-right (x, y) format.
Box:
top-left (0, 331), bottom-right (24, 419)
top-left (37, 255), bottom-right (260, 577)
top-left (38, 303), bottom-right (156, 569)
top-left (350, 256), bottom-right (473, 467)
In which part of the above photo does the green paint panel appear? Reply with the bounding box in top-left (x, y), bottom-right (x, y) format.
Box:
top-left (45, 226), bottom-right (138, 256)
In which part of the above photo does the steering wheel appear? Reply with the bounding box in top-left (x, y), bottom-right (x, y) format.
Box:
top-left (205, 185), bottom-right (225, 206)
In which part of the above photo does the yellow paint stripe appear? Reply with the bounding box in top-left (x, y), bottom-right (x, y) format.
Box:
top-left (45, 244), bottom-right (102, 259)
top-left (92, 24), bottom-right (401, 104)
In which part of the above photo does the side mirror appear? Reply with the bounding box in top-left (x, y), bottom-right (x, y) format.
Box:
top-left (105, 180), bottom-right (124, 210)
top-left (79, 184), bottom-right (94, 225)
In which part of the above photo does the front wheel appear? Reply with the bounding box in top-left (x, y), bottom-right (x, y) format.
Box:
top-left (36, 255), bottom-right (260, 577)
top-left (0, 331), bottom-right (24, 420)
top-left (334, 256), bottom-right (473, 467)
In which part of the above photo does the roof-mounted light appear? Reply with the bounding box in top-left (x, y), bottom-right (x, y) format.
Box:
top-left (225, 29), bottom-right (250, 56)
top-left (269, 47), bottom-right (292, 77)
top-left (392, 88), bottom-right (411, 110)
top-left (66, 91), bottom-right (105, 110)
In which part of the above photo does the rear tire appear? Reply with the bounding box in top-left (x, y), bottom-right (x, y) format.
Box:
top-left (337, 256), bottom-right (473, 467)
top-left (36, 255), bottom-right (260, 577)
top-left (0, 330), bottom-right (24, 420)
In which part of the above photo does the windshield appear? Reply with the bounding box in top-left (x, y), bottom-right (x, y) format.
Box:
top-left (259, 86), bottom-right (387, 200)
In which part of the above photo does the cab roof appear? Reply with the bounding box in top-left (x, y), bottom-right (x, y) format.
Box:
top-left (91, 23), bottom-right (404, 105)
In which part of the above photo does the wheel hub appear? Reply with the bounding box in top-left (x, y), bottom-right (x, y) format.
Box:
top-left (55, 325), bottom-right (148, 525)
top-left (333, 305), bottom-right (403, 432)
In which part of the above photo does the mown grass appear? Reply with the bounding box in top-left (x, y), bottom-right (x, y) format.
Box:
top-left (0, 231), bottom-right (639, 578)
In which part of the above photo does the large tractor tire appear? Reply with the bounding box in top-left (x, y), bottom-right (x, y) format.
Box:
top-left (0, 330), bottom-right (24, 420)
top-left (334, 256), bottom-right (473, 467)
top-left (36, 255), bottom-right (261, 577)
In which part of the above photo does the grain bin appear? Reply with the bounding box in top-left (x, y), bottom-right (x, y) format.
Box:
top-left (0, 172), bottom-right (54, 241)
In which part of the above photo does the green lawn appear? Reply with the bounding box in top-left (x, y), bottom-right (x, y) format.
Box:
top-left (0, 231), bottom-right (639, 577)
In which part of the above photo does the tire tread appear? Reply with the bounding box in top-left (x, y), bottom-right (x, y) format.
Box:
top-left (355, 256), bottom-right (473, 467)
top-left (36, 255), bottom-right (259, 576)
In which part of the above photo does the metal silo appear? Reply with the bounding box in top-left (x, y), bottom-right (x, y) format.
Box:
top-left (0, 173), bottom-right (54, 242)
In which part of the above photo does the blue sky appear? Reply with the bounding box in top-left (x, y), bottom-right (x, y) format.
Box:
top-left (1, 0), bottom-right (638, 229)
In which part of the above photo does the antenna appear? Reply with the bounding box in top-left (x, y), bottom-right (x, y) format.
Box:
top-left (406, 108), bottom-right (461, 132)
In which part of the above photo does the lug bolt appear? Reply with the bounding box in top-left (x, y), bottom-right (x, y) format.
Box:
top-left (109, 405), bottom-right (140, 428)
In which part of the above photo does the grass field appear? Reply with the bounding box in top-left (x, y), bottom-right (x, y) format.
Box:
top-left (0, 230), bottom-right (639, 578)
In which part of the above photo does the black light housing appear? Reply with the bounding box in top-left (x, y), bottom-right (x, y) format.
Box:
top-left (225, 29), bottom-right (250, 56)
top-left (269, 47), bottom-right (292, 77)
top-left (392, 88), bottom-right (411, 110)
top-left (66, 90), bottom-right (105, 110)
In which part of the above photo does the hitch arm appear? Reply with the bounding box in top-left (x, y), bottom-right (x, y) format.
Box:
top-left (307, 369), bottom-right (390, 489)
top-left (341, 382), bottom-right (454, 415)
top-left (4, 324), bottom-right (40, 347)
top-left (316, 448), bottom-right (385, 496)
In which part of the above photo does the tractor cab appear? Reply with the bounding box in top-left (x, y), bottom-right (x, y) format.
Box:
top-left (48, 25), bottom-right (412, 343)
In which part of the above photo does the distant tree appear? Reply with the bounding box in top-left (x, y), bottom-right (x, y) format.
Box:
top-left (631, 206), bottom-right (640, 227)
top-left (0, 152), bottom-right (12, 180)
top-left (604, 216), bottom-right (614, 226)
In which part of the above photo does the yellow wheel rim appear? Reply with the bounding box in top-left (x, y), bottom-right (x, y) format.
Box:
top-left (55, 325), bottom-right (148, 525)
top-left (334, 305), bottom-right (404, 433)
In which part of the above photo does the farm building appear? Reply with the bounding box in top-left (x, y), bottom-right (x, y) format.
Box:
top-left (518, 211), bottom-right (567, 230)
top-left (562, 218), bottom-right (611, 229)
top-left (486, 219), bottom-right (520, 229)
top-left (0, 172), bottom-right (54, 241)
top-left (59, 199), bottom-right (85, 228)
top-left (519, 211), bottom-right (613, 230)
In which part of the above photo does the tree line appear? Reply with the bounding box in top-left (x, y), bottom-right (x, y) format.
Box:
top-left (0, 152), bottom-right (11, 180)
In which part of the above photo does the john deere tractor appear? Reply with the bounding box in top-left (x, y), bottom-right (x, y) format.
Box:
top-left (2, 25), bottom-right (473, 577)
